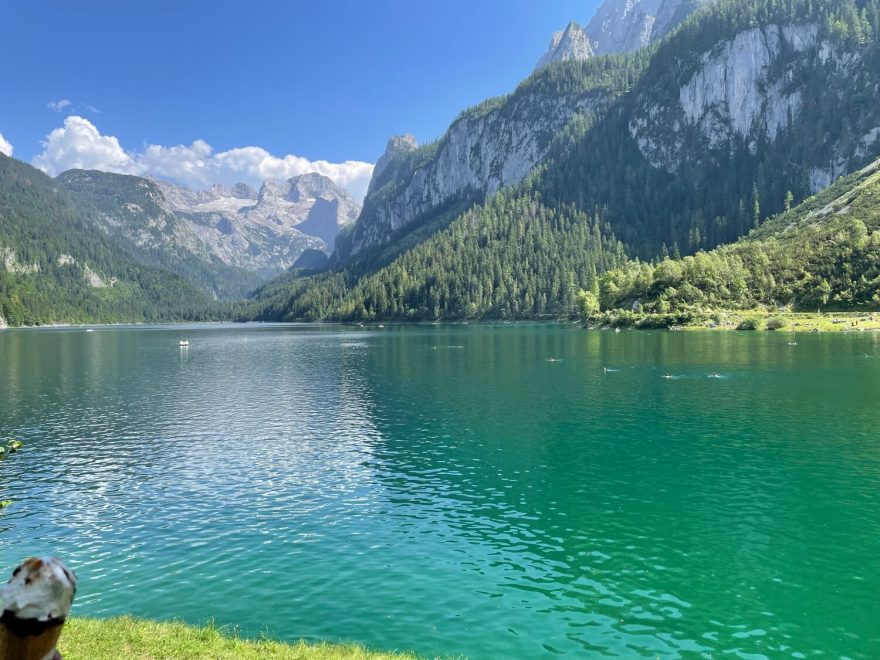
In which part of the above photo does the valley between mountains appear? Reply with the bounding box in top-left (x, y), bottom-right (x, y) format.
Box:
top-left (2, 0), bottom-right (879, 328)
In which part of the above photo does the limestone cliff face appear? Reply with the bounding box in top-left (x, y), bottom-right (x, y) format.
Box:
top-left (343, 13), bottom-right (880, 262)
top-left (535, 22), bottom-right (594, 70)
top-left (587, 0), bottom-right (662, 55)
top-left (343, 89), bottom-right (606, 257)
top-left (628, 22), bottom-right (880, 188)
top-left (367, 134), bottom-right (417, 195)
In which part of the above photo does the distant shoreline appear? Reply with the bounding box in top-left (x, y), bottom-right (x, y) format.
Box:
top-left (3, 312), bottom-right (880, 333)
top-left (591, 310), bottom-right (880, 333)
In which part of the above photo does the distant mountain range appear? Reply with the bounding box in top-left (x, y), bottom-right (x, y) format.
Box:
top-left (249, 0), bottom-right (880, 322)
top-left (58, 169), bottom-right (358, 292)
top-left (3, 0), bottom-right (879, 328)
top-left (152, 172), bottom-right (359, 278)
top-left (0, 157), bottom-right (359, 324)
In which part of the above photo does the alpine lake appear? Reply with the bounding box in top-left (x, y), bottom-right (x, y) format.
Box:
top-left (1, 323), bottom-right (878, 658)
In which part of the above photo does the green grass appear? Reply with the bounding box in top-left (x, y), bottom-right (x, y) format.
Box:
top-left (678, 310), bottom-right (880, 332)
top-left (595, 309), bottom-right (880, 332)
top-left (58, 617), bottom-right (419, 660)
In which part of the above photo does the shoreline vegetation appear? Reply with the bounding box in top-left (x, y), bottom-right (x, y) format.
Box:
top-left (59, 617), bottom-right (418, 660)
top-left (3, 311), bottom-right (880, 333)
top-left (589, 310), bottom-right (880, 333)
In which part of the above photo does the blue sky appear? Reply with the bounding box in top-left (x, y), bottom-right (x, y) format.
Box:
top-left (0, 0), bottom-right (598, 197)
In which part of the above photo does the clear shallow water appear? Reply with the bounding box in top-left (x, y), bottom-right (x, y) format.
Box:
top-left (1, 323), bottom-right (879, 658)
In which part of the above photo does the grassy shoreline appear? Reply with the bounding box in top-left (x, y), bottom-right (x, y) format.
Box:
top-left (593, 310), bottom-right (880, 333)
top-left (5, 313), bottom-right (880, 334)
top-left (58, 617), bottom-right (418, 660)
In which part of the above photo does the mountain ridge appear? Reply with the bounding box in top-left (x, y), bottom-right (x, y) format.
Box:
top-left (252, 0), bottom-right (880, 323)
top-left (0, 154), bottom-right (218, 326)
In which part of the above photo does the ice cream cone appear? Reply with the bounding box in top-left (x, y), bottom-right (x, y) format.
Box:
top-left (0, 613), bottom-right (63, 660)
top-left (0, 557), bottom-right (76, 660)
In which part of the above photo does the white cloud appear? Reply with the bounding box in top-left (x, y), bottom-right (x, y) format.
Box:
top-left (33, 116), bottom-right (136, 175)
top-left (32, 116), bottom-right (374, 201)
top-left (0, 132), bottom-right (12, 157)
top-left (47, 99), bottom-right (72, 112)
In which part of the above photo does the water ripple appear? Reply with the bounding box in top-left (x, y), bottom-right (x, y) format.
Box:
top-left (1, 325), bottom-right (879, 658)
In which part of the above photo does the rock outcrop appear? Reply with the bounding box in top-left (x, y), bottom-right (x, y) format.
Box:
top-left (343, 87), bottom-right (606, 257)
top-left (627, 21), bottom-right (879, 184)
top-left (587, 0), bottom-right (662, 55)
top-left (535, 22), bottom-right (594, 70)
top-left (156, 173), bottom-right (360, 276)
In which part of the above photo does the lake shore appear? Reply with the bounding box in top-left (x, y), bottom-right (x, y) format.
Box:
top-left (59, 617), bottom-right (417, 660)
top-left (4, 312), bottom-right (880, 334)
top-left (594, 310), bottom-right (880, 333)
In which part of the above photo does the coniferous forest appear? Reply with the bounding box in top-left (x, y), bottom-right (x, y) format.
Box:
top-left (2, 0), bottom-right (880, 327)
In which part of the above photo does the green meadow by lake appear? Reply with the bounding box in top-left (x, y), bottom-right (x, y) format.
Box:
top-left (1, 324), bottom-right (878, 658)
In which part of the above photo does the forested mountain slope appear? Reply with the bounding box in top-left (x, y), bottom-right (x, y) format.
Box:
top-left (247, 194), bottom-right (628, 321)
top-left (336, 51), bottom-right (648, 259)
top-left (536, 0), bottom-right (880, 256)
top-left (254, 0), bottom-right (880, 322)
top-left (0, 155), bottom-right (217, 326)
top-left (341, 0), bottom-right (880, 264)
top-left (598, 157), bottom-right (880, 316)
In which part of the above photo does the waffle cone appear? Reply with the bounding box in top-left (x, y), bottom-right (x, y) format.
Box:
top-left (0, 617), bottom-right (63, 660)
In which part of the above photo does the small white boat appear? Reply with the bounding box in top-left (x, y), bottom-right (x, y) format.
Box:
top-left (615, 328), bottom-right (621, 333)
top-left (85, 328), bottom-right (94, 333)
top-left (179, 340), bottom-right (189, 347)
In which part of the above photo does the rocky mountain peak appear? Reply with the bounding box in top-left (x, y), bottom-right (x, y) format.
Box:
top-left (587, 0), bottom-right (662, 55)
top-left (231, 183), bottom-right (257, 199)
top-left (535, 21), bottom-right (594, 71)
top-left (257, 172), bottom-right (356, 206)
top-left (368, 134), bottom-right (418, 194)
top-left (536, 0), bottom-right (710, 69)
top-left (385, 133), bottom-right (418, 155)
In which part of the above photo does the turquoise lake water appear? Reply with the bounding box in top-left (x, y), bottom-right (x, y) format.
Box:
top-left (1, 324), bottom-right (878, 658)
